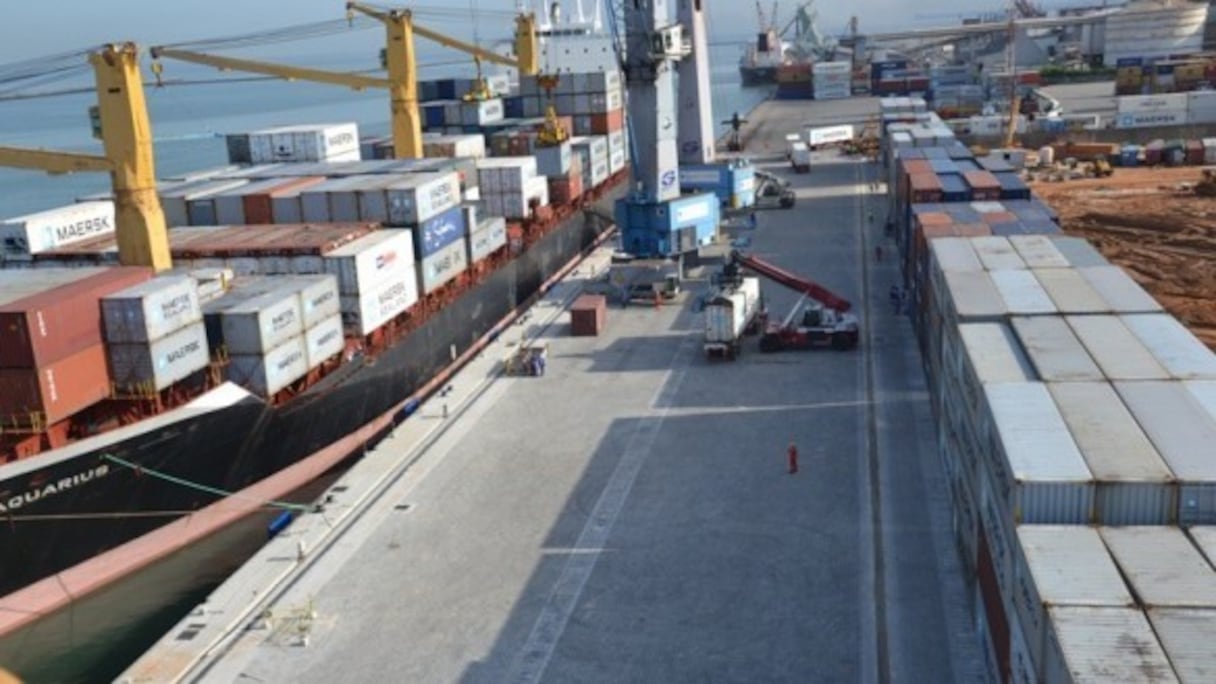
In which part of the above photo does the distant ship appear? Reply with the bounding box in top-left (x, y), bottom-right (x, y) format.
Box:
top-left (739, 26), bottom-right (789, 86)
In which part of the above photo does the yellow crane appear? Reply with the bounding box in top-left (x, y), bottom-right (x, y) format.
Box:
top-left (150, 3), bottom-right (540, 159)
top-left (0, 43), bottom-right (171, 271)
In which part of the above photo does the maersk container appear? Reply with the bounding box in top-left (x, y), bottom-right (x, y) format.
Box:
top-left (477, 157), bottom-right (538, 193)
top-left (322, 229), bottom-right (415, 297)
top-left (1041, 606), bottom-right (1175, 684)
top-left (280, 274), bottom-right (339, 330)
top-left (107, 321), bottom-right (210, 392)
top-left (1010, 317), bottom-right (1102, 382)
top-left (1101, 527), bottom-right (1216, 608)
top-left (1031, 269), bottom-right (1106, 314)
top-left (1067, 315), bottom-right (1168, 380)
top-left (1116, 380), bottom-right (1216, 524)
top-left (385, 171), bottom-right (461, 225)
top-left (1048, 383), bottom-right (1176, 525)
top-left (990, 270), bottom-right (1056, 316)
top-left (0, 201), bottom-right (115, 256)
top-left (1147, 607), bottom-right (1216, 682)
top-left (162, 179), bottom-right (249, 227)
top-left (101, 275), bottom-right (202, 344)
top-left (467, 217), bottom-right (507, 264)
top-left (982, 383), bottom-right (1093, 522)
top-left (303, 313), bottom-right (344, 369)
top-left (417, 237), bottom-right (468, 295)
top-left (1013, 526), bottom-right (1135, 676)
top-left (249, 123), bottom-right (360, 163)
top-left (1077, 266), bottom-right (1162, 314)
top-left (328, 175), bottom-right (389, 223)
top-left (339, 269), bottom-right (418, 336)
top-left (411, 205), bottom-right (466, 259)
top-left (214, 285), bottom-right (304, 356)
top-left (1121, 314), bottom-right (1216, 380)
top-left (227, 335), bottom-right (308, 397)
top-left (459, 98), bottom-right (503, 126)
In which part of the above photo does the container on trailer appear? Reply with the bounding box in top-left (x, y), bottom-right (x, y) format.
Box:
top-left (107, 321), bottom-right (210, 392)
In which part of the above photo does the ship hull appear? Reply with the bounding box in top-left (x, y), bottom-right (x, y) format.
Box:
top-left (739, 65), bottom-right (779, 86)
top-left (0, 187), bottom-right (620, 612)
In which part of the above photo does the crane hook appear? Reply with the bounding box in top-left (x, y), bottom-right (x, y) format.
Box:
top-left (150, 60), bottom-right (164, 88)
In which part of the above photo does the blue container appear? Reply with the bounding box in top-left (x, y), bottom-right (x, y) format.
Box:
top-left (923, 147), bottom-right (950, 161)
top-left (899, 148), bottom-right (927, 160)
top-left (503, 95), bottom-right (524, 119)
top-left (944, 204), bottom-right (982, 224)
top-left (938, 173), bottom-right (971, 202)
top-left (730, 166), bottom-right (756, 194)
top-left (978, 156), bottom-right (1014, 174)
top-left (1116, 57), bottom-right (1143, 68)
top-left (1022, 220), bottom-right (1061, 235)
top-left (615, 193), bottom-right (720, 257)
top-left (954, 158), bottom-right (982, 172)
top-left (989, 222), bottom-right (1024, 237)
top-left (421, 102), bottom-right (446, 130)
top-left (929, 159), bottom-right (958, 174)
top-left (413, 205), bottom-right (467, 259)
top-left (435, 78), bottom-right (459, 100)
top-left (419, 80), bottom-right (440, 102)
top-left (1120, 145), bottom-right (1142, 167)
top-left (945, 142), bottom-right (974, 160)
top-left (994, 172), bottom-right (1031, 201)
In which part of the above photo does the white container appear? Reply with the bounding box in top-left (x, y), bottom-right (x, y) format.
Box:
top-left (1014, 526), bottom-right (1135, 676)
top-left (107, 321), bottom-right (210, 392)
top-left (1204, 138), bottom-right (1216, 165)
top-left (385, 171), bottom-right (462, 226)
top-left (1078, 267), bottom-right (1162, 315)
top-left (1049, 237), bottom-right (1107, 268)
top-left (1116, 93), bottom-right (1189, 114)
top-left (460, 98), bottom-right (504, 126)
top-left (467, 217), bottom-right (507, 264)
top-left (303, 313), bottom-right (344, 369)
top-left (971, 236), bottom-right (1026, 271)
top-left (990, 270), bottom-right (1056, 316)
top-left (588, 89), bottom-right (623, 114)
top-left (339, 268), bottom-right (418, 336)
top-left (983, 383), bottom-right (1093, 521)
top-left (942, 270), bottom-right (1006, 323)
top-left (704, 276), bottom-right (761, 348)
top-left (1038, 145), bottom-right (1055, 167)
top-left (1146, 607), bottom-right (1216, 682)
top-left (0, 201), bottom-right (116, 256)
top-left (1008, 235), bottom-right (1068, 269)
top-left (576, 69), bottom-right (622, 93)
top-left (959, 323), bottom-right (1036, 384)
top-left (1067, 315), bottom-right (1168, 381)
top-left (1048, 383), bottom-right (1176, 525)
top-left (930, 237), bottom-right (984, 274)
top-left (1042, 606), bottom-right (1175, 684)
top-left (299, 177), bottom-right (357, 224)
top-left (417, 237), bottom-right (468, 295)
top-left (227, 335), bottom-right (308, 396)
top-left (534, 141), bottom-right (572, 177)
top-left (1032, 269), bottom-right (1107, 314)
top-left (328, 175), bottom-right (387, 223)
top-left (101, 275), bottom-right (202, 344)
top-left (524, 174), bottom-right (549, 207)
top-left (608, 147), bottom-right (626, 173)
top-left (249, 123), bottom-right (360, 163)
top-left (1121, 314), bottom-right (1216, 380)
top-left (1010, 317), bottom-right (1102, 382)
top-left (422, 133), bottom-right (487, 160)
top-left (1115, 380), bottom-right (1216, 524)
top-left (161, 180), bottom-right (250, 227)
top-left (214, 284), bottom-right (304, 355)
top-left (1116, 109), bottom-right (1189, 129)
top-left (322, 229), bottom-right (416, 296)
top-left (477, 156), bottom-right (538, 193)
top-left (281, 274), bottom-right (339, 330)
top-left (1100, 526), bottom-right (1216, 608)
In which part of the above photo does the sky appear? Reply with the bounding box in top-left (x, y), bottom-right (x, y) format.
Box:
top-left (0, 0), bottom-right (1037, 65)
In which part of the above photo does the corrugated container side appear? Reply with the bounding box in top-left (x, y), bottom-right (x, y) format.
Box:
top-left (322, 229), bottom-right (416, 297)
top-left (1100, 526), bottom-right (1216, 608)
top-left (1010, 317), bottom-right (1103, 382)
top-left (101, 276), bottom-right (202, 344)
top-left (0, 343), bottom-right (110, 424)
top-left (1042, 607), bottom-right (1175, 684)
top-left (227, 335), bottom-right (308, 397)
top-left (1146, 607), bottom-right (1216, 682)
top-left (107, 321), bottom-right (210, 392)
top-left (339, 269), bottom-right (418, 336)
top-left (1122, 314), bottom-right (1216, 380)
top-left (1067, 315), bottom-right (1168, 380)
top-left (285, 274), bottom-right (340, 330)
top-left (303, 314), bottom-right (344, 369)
top-left (417, 237), bottom-right (469, 294)
top-left (467, 217), bottom-right (507, 264)
top-left (412, 205), bottom-right (467, 259)
top-left (216, 286), bottom-right (304, 355)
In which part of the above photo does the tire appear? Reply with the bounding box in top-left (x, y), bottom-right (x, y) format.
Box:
top-left (831, 333), bottom-right (851, 351)
top-left (759, 335), bottom-right (779, 353)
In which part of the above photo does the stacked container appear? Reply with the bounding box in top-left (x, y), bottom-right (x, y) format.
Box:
top-left (0, 201), bottom-right (116, 260)
top-left (101, 276), bottom-right (209, 393)
top-left (466, 216), bottom-right (507, 265)
top-left (811, 61), bottom-right (851, 100)
top-left (477, 157), bottom-right (549, 220)
top-left (520, 70), bottom-right (625, 136)
top-left (570, 136), bottom-right (610, 189)
top-left (322, 229), bottom-right (418, 337)
top-left (225, 123), bottom-right (360, 164)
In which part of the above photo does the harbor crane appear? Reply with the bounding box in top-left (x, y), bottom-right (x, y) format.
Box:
top-left (0, 44), bottom-right (171, 271)
top-left (150, 3), bottom-right (540, 159)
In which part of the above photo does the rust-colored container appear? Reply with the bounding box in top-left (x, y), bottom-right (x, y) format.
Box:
top-left (915, 211), bottom-right (953, 227)
top-left (961, 170), bottom-right (1002, 201)
top-left (908, 173), bottom-right (943, 203)
top-left (169, 223), bottom-right (376, 258)
top-left (0, 266), bottom-right (152, 368)
top-left (980, 211), bottom-right (1018, 225)
top-left (243, 176), bottom-right (324, 224)
top-left (569, 294), bottom-right (607, 336)
top-left (0, 343), bottom-right (109, 425)
top-left (1186, 139), bottom-right (1206, 165)
top-left (548, 172), bottom-right (584, 206)
top-left (954, 223), bottom-right (992, 237)
top-left (589, 109), bottom-right (625, 134)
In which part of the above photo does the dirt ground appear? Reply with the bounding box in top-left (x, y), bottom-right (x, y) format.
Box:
top-left (1029, 167), bottom-right (1216, 348)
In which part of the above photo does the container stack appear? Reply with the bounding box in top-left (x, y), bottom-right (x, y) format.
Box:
top-left (811, 61), bottom-right (850, 100)
top-left (226, 123), bottom-right (360, 165)
top-left (0, 267), bottom-right (152, 426)
top-left (0, 201), bottom-right (116, 261)
top-left (422, 133), bottom-right (487, 159)
top-left (518, 69), bottom-right (625, 137)
top-left (101, 276), bottom-right (209, 394)
top-left (321, 230), bottom-right (418, 337)
top-left (570, 136), bottom-right (610, 189)
top-left (466, 216), bottom-right (507, 265)
top-left (477, 157), bottom-right (549, 220)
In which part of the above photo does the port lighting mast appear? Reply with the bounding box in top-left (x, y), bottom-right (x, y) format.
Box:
top-left (0, 43), bottom-right (172, 271)
top-left (676, 0), bottom-right (715, 165)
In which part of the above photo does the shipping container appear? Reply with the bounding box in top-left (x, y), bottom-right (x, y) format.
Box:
top-left (320, 229), bottom-right (415, 297)
top-left (534, 140), bottom-right (572, 177)
top-left (416, 237), bottom-right (469, 294)
top-left (1116, 380), bottom-right (1216, 524)
top-left (991, 270), bottom-right (1056, 315)
top-left (101, 275), bottom-right (202, 344)
top-left (161, 179), bottom-right (250, 227)
top-left (208, 283), bottom-right (304, 355)
top-left (247, 122), bottom-right (360, 163)
top-left (943, 270), bottom-right (1006, 323)
top-left (1076, 266), bottom-right (1162, 313)
top-left (227, 335), bottom-right (308, 397)
top-left (1007, 236), bottom-right (1067, 269)
top-left (477, 156), bottom-right (538, 193)
top-left (0, 343), bottom-right (109, 424)
top-left (1031, 269), bottom-right (1107, 314)
top-left (1067, 315), bottom-right (1168, 380)
top-left (467, 217), bottom-right (507, 264)
top-left (959, 323), bottom-right (1037, 386)
top-left (1101, 526), bottom-right (1216, 608)
top-left (385, 171), bottom-right (462, 225)
top-left (107, 321), bottom-right (210, 392)
top-left (0, 266), bottom-right (152, 368)
top-left (1049, 237), bottom-right (1106, 268)
top-left (1041, 606), bottom-right (1175, 684)
top-left (1121, 314), bottom-right (1216, 380)
top-left (1010, 317), bottom-right (1102, 382)
top-left (1048, 383), bottom-right (1176, 524)
top-left (1146, 607), bottom-right (1216, 682)
top-left (411, 205), bottom-right (466, 259)
top-left (303, 313), bottom-right (344, 369)
top-left (338, 268), bottom-right (418, 336)
top-left (971, 236), bottom-right (1026, 271)
top-left (280, 274), bottom-right (340, 330)
top-left (266, 176), bottom-right (326, 224)
top-left (0, 201), bottom-right (115, 256)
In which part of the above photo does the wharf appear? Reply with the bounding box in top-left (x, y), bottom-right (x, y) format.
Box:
top-left (123, 99), bottom-right (983, 683)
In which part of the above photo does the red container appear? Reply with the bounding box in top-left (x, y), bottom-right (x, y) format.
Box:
top-left (954, 223), bottom-right (992, 237)
top-left (961, 170), bottom-right (1002, 201)
top-left (1145, 139), bottom-right (1165, 166)
top-left (548, 172), bottom-right (584, 205)
top-left (569, 294), bottom-right (607, 336)
top-left (169, 223), bottom-right (376, 258)
top-left (0, 343), bottom-right (109, 425)
top-left (589, 109), bottom-right (625, 134)
top-left (244, 176), bottom-right (324, 224)
top-left (908, 173), bottom-right (943, 203)
top-left (1186, 139), bottom-right (1206, 165)
top-left (0, 267), bottom-right (152, 368)
top-left (980, 211), bottom-right (1018, 225)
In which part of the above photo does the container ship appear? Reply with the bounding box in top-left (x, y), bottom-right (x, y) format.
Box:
top-left (0, 31), bottom-right (630, 624)
top-left (739, 26), bottom-right (789, 86)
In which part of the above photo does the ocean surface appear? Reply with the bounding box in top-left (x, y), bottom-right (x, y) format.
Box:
top-left (0, 44), bottom-right (771, 683)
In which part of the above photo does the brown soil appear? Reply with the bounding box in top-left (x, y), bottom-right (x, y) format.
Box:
top-left (1029, 167), bottom-right (1216, 348)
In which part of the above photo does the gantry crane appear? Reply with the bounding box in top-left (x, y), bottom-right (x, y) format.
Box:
top-left (0, 43), bottom-right (171, 271)
top-left (150, 3), bottom-right (540, 159)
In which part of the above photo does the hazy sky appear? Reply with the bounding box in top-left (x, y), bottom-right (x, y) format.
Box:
top-left (0, 0), bottom-right (1019, 65)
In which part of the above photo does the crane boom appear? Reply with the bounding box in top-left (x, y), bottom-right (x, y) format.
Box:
top-left (0, 147), bottom-right (111, 175)
top-left (149, 48), bottom-right (391, 90)
top-left (731, 250), bottom-right (853, 312)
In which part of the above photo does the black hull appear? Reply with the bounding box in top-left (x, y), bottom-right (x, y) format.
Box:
top-left (739, 66), bottom-right (778, 86)
top-left (0, 204), bottom-right (615, 598)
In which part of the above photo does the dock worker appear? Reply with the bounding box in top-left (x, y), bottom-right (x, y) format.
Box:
top-left (748, 212), bottom-right (758, 231)
top-left (787, 441), bottom-right (799, 475)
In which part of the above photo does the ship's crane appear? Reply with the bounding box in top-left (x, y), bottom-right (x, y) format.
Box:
top-left (0, 43), bottom-right (171, 271)
top-left (150, 3), bottom-right (540, 159)
top-left (722, 250), bottom-right (859, 351)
